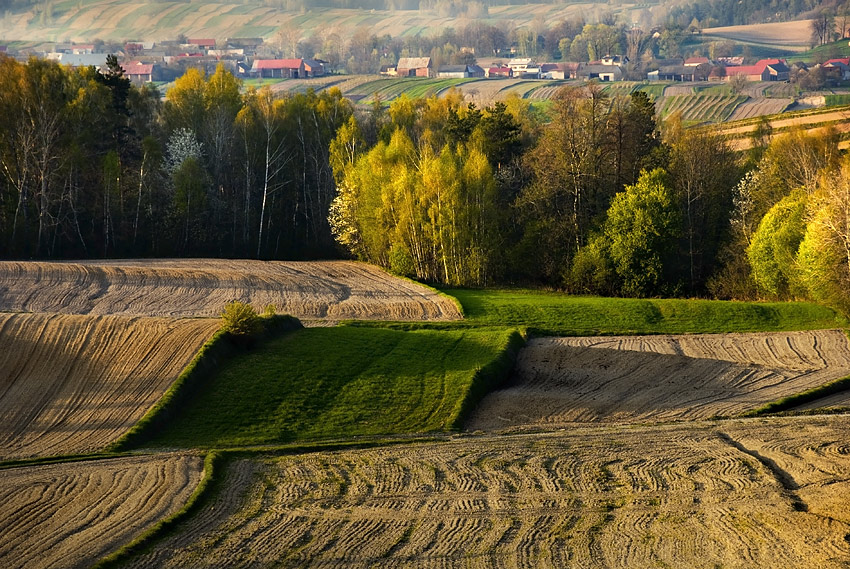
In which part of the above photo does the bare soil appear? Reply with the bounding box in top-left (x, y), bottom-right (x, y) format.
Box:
top-left (702, 20), bottom-right (814, 49)
top-left (466, 330), bottom-right (850, 431)
top-left (0, 313), bottom-right (218, 459)
top-left (0, 453), bottom-right (202, 569)
top-left (121, 416), bottom-right (850, 568)
top-left (0, 259), bottom-right (461, 321)
top-left (729, 97), bottom-right (792, 121)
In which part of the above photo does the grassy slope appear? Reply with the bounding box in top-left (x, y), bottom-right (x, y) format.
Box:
top-left (442, 288), bottom-right (846, 337)
top-left (144, 326), bottom-right (520, 448)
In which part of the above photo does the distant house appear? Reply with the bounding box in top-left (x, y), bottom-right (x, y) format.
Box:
top-left (599, 54), bottom-right (628, 66)
top-left (188, 39), bottom-right (216, 51)
top-left (124, 61), bottom-right (155, 84)
top-left (579, 64), bottom-right (623, 82)
top-left (648, 65), bottom-right (697, 82)
top-left (303, 59), bottom-right (325, 77)
top-left (396, 57), bottom-right (432, 77)
top-left (486, 66), bottom-right (512, 78)
top-left (380, 64), bottom-right (397, 76)
top-left (725, 59), bottom-right (789, 82)
top-left (252, 58), bottom-right (306, 78)
top-left (684, 56), bottom-right (710, 67)
top-left (824, 58), bottom-right (850, 80)
top-left (507, 58), bottom-right (535, 75)
top-left (46, 52), bottom-right (109, 69)
top-left (71, 44), bottom-right (95, 54)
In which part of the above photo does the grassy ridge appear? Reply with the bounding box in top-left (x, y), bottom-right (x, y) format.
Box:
top-left (110, 315), bottom-right (302, 452)
top-left (143, 326), bottom-right (522, 449)
top-left (442, 288), bottom-right (847, 336)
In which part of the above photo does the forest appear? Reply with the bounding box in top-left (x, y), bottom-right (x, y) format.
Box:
top-left (0, 56), bottom-right (848, 312)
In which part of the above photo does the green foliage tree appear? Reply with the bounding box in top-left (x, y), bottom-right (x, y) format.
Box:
top-left (220, 301), bottom-right (262, 342)
top-left (604, 168), bottom-right (680, 297)
top-left (747, 189), bottom-right (807, 298)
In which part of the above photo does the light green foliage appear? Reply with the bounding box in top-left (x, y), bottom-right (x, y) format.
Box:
top-left (604, 169), bottom-right (680, 297)
top-left (747, 189), bottom-right (807, 298)
top-left (220, 301), bottom-right (261, 338)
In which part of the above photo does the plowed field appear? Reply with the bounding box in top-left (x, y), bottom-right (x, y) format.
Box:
top-left (0, 313), bottom-right (218, 459)
top-left (466, 330), bottom-right (850, 431)
top-left (120, 416), bottom-right (850, 568)
top-left (0, 453), bottom-right (202, 569)
top-left (0, 259), bottom-right (461, 321)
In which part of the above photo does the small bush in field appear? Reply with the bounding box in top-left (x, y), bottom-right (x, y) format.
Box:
top-left (220, 301), bottom-right (262, 339)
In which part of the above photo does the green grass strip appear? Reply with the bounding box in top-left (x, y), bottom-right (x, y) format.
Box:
top-left (141, 326), bottom-right (522, 449)
top-left (744, 374), bottom-right (850, 417)
top-left (441, 288), bottom-right (847, 337)
top-left (109, 315), bottom-right (302, 452)
top-left (91, 451), bottom-right (224, 569)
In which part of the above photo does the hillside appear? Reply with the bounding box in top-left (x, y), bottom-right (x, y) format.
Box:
top-left (1, 0), bottom-right (621, 43)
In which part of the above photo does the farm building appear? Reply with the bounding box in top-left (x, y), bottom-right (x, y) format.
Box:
top-left (71, 44), bottom-right (95, 54)
top-left (486, 66), bottom-right (512, 78)
top-left (579, 64), bottom-right (623, 82)
top-left (648, 65), bottom-right (698, 81)
top-left (46, 52), bottom-right (109, 69)
top-left (684, 56), bottom-right (710, 66)
top-left (437, 64), bottom-right (485, 78)
top-left (396, 57), bottom-right (432, 77)
top-left (303, 59), bottom-right (326, 77)
top-left (725, 59), bottom-right (789, 82)
top-left (188, 39), bottom-right (216, 52)
top-left (123, 61), bottom-right (155, 84)
top-left (824, 58), bottom-right (850, 80)
top-left (252, 58), bottom-right (306, 78)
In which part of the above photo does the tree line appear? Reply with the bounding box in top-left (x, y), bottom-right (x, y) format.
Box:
top-left (1, 56), bottom-right (848, 314)
top-left (0, 55), bottom-right (352, 259)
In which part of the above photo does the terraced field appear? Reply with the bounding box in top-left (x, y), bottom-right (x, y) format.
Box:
top-left (120, 416), bottom-right (850, 568)
top-left (0, 259), bottom-right (461, 321)
top-left (467, 330), bottom-right (850, 431)
top-left (0, 453), bottom-right (203, 569)
top-left (660, 94), bottom-right (748, 123)
top-left (0, 313), bottom-right (218, 459)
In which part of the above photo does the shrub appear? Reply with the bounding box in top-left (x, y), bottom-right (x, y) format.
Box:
top-left (220, 301), bottom-right (262, 340)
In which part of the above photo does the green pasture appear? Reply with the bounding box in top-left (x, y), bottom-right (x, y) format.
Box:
top-left (441, 288), bottom-right (846, 337)
top-left (143, 326), bottom-right (521, 449)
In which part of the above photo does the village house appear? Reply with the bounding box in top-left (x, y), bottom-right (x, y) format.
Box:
top-left (684, 56), bottom-right (710, 67)
top-left (823, 58), bottom-right (850, 80)
top-left (187, 39), bottom-right (216, 53)
top-left (578, 63), bottom-right (622, 82)
top-left (437, 64), bottom-right (484, 78)
top-left (303, 59), bottom-right (326, 77)
top-left (396, 57), bottom-right (432, 77)
top-left (648, 65), bottom-right (698, 82)
top-left (486, 66), bottom-right (512, 78)
top-left (724, 59), bottom-right (789, 82)
top-left (123, 61), bottom-right (155, 84)
top-left (252, 58), bottom-right (306, 78)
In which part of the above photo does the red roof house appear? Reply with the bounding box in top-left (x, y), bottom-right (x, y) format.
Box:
top-left (252, 58), bottom-right (306, 78)
top-left (724, 59), bottom-right (789, 82)
top-left (124, 61), bottom-right (155, 84)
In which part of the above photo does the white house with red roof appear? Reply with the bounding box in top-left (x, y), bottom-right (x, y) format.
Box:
top-left (824, 58), bottom-right (850, 80)
top-left (252, 58), bottom-right (306, 78)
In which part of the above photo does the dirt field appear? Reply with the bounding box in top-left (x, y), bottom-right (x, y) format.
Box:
top-left (729, 97), bottom-right (792, 121)
top-left (466, 330), bottom-right (850, 431)
top-left (120, 416), bottom-right (850, 568)
top-left (702, 20), bottom-right (814, 50)
top-left (0, 453), bottom-right (202, 569)
top-left (0, 259), bottom-right (461, 321)
top-left (719, 108), bottom-right (850, 136)
top-left (0, 313), bottom-right (218, 459)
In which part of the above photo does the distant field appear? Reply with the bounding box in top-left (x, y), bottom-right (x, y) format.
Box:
top-left (2, 1), bottom-right (633, 43)
top-left (702, 20), bottom-right (815, 52)
top-left (468, 329), bottom-right (850, 429)
top-left (0, 313), bottom-right (218, 459)
top-left (0, 259), bottom-right (461, 321)
top-left (659, 94), bottom-right (748, 123)
top-left (442, 288), bottom-right (846, 336)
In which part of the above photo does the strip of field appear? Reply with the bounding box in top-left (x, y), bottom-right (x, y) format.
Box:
top-left (0, 453), bottom-right (203, 569)
top-left (0, 259), bottom-right (461, 321)
top-left (119, 416), bottom-right (850, 568)
top-left (466, 330), bottom-right (850, 430)
top-left (702, 20), bottom-right (814, 51)
top-left (0, 313), bottom-right (218, 459)
top-left (141, 326), bottom-right (522, 448)
top-left (442, 288), bottom-right (845, 336)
